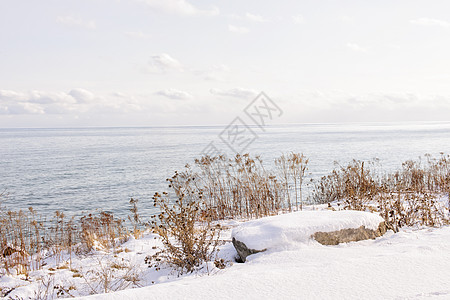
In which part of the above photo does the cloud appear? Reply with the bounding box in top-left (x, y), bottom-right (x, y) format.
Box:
top-left (0, 90), bottom-right (27, 102)
top-left (56, 16), bottom-right (96, 29)
top-left (292, 14), bottom-right (305, 24)
top-left (228, 25), bottom-right (250, 34)
top-left (0, 90), bottom-right (76, 105)
top-left (245, 13), bottom-right (267, 23)
top-left (156, 89), bottom-right (193, 100)
top-left (410, 18), bottom-right (450, 29)
top-left (229, 13), bottom-right (268, 23)
top-left (147, 53), bottom-right (183, 72)
top-left (123, 31), bottom-right (151, 39)
top-left (278, 90), bottom-right (450, 123)
top-left (136, 0), bottom-right (219, 16)
top-left (0, 90), bottom-right (75, 114)
top-left (0, 102), bottom-right (45, 115)
top-left (69, 88), bottom-right (95, 103)
top-left (210, 87), bottom-right (257, 99)
top-left (0, 89), bottom-right (142, 115)
top-left (195, 64), bottom-right (231, 81)
top-left (291, 90), bottom-right (450, 110)
top-left (346, 42), bottom-right (367, 52)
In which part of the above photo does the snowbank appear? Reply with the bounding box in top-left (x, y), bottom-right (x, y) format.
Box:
top-left (7, 210), bottom-right (450, 300)
top-left (82, 225), bottom-right (450, 300)
top-left (231, 210), bottom-right (384, 251)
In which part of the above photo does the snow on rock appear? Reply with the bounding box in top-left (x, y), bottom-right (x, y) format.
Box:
top-left (81, 226), bottom-right (450, 300)
top-left (231, 210), bottom-right (384, 252)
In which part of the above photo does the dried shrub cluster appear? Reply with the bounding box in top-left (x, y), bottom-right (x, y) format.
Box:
top-left (146, 153), bottom-right (309, 274)
top-left (310, 154), bottom-right (450, 231)
top-left (195, 155), bottom-right (283, 219)
top-left (0, 206), bottom-right (127, 277)
top-left (190, 153), bottom-right (308, 220)
top-left (308, 160), bottom-right (379, 207)
top-left (80, 212), bottom-right (126, 252)
top-left (275, 153), bottom-right (309, 211)
top-left (80, 256), bottom-right (142, 295)
top-left (146, 170), bottom-right (221, 274)
top-left (0, 152), bottom-right (310, 276)
top-left (3, 152), bottom-right (449, 293)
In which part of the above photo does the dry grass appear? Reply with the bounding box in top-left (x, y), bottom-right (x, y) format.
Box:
top-left (147, 169), bottom-right (222, 274)
top-left (128, 198), bottom-right (143, 239)
top-left (80, 256), bottom-right (142, 294)
top-left (193, 153), bottom-right (308, 220)
top-left (275, 153), bottom-right (309, 211)
top-left (0, 207), bottom-right (44, 276)
top-left (0, 153), bottom-right (311, 279)
top-left (310, 154), bottom-right (450, 231)
top-left (2, 152), bottom-right (449, 293)
top-left (194, 154), bottom-right (283, 219)
top-left (0, 206), bottom-right (128, 277)
top-left (80, 211), bottom-right (126, 252)
top-left (145, 153), bottom-right (309, 274)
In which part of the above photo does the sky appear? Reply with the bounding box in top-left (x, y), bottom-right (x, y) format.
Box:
top-left (1, 0), bottom-right (450, 127)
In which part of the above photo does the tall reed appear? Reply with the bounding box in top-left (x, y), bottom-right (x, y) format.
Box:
top-left (309, 154), bottom-right (450, 231)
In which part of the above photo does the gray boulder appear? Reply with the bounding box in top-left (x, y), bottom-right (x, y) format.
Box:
top-left (232, 237), bottom-right (266, 263)
top-left (231, 211), bottom-right (387, 262)
top-left (312, 222), bottom-right (387, 245)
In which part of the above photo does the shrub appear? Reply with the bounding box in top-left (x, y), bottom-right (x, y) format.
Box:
top-left (194, 154), bottom-right (285, 219)
top-left (80, 256), bottom-right (141, 294)
top-left (275, 152), bottom-right (309, 210)
top-left (193, 153), bottom-right (309, 219)
top-left (128, 198), bottom-right (143, 239)
top-left (309, 155), bottom-right (450, 231)
top-left (147, 170), bottom-right (221, 274)
top-left (309, 160), bottom-right (378, 206)
top-left (80, 211), bottom-right (126, 252)
top-left (0, 208), bottom-right (42, 275)
top-left (0, 205), bottom-right (128, 277)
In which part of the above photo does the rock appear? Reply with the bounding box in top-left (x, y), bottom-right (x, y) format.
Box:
top-left (231, 211), bottom-right (386, 262)
top-left (232, 237), bottom-right (266, 263)
top-left (312, 221), bottom-right (387, 245)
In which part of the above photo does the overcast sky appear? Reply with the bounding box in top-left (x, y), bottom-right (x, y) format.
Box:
top-left (1, 0), bottom-right (450, 127)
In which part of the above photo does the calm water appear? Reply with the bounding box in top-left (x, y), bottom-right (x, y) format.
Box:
top-left (1, 122), bottom-right (450, 219)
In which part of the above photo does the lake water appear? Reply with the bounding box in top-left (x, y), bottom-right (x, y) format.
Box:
top-left (1, 122), bottom-right (450, 219)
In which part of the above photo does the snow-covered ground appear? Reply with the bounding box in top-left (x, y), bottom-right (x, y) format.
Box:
top-left (3, 209), bottom-right (450, 299)
top-left (85, 226), bottom-right (450, 300)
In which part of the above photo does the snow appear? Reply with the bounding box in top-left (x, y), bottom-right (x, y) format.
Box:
top-left (231, 210), bottom-right (384, 250)
top-left (80, 225), bottom-right (450, 300)
top-left (3, 210), bottom-right (450, 299)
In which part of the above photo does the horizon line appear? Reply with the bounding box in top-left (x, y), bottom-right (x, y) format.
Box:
top-left (1, 120), bottom-right (450, 130)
